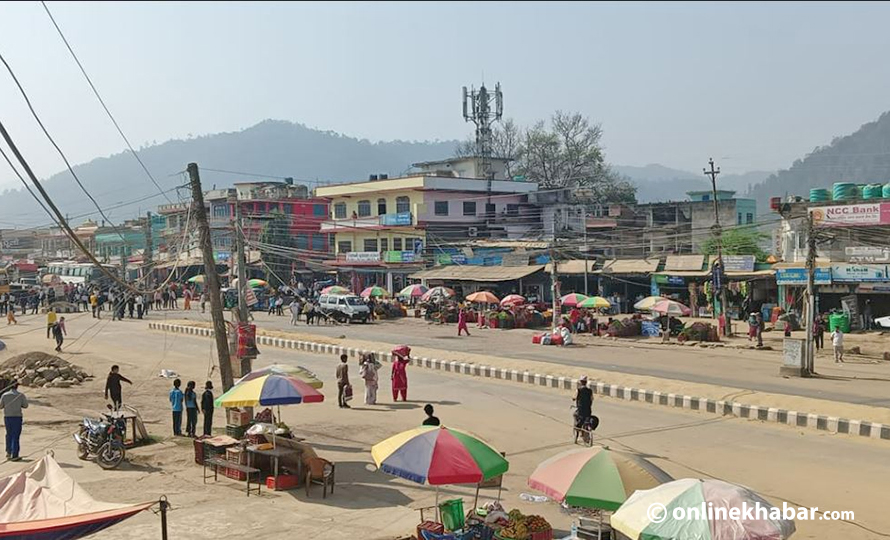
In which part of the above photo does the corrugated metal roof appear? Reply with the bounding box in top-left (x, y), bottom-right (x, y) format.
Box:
top-left (664, 255), bottom-right (704, 271)
top-left (597, 258), bottom-right (661, 274)
top-left (545, 260), bottom-right (595, 275)
top-left (410, 265), bottom-right (544, 282)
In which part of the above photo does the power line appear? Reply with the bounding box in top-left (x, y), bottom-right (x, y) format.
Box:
top-left (0, 49), bottom-right (130, 245)
top-left (40, 1), bottom-right (172, 205)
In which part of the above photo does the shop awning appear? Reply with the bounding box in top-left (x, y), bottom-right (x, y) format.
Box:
top-left (409, 265), bottom-right (544, 282)
top-left (664, 255), bottom-right (704, 271)
top-left (546, 260), bottom-right (595, 275)
top-left (596, 258), bottom-right (660, 274)
top-left (653, 269), bottom-right (776, 279)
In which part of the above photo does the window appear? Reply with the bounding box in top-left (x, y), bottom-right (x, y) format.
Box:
top-left (463, 201), bottom-right (477, 216)
top-left (377, 198), bottom-right (387, 215)
top-left (380, 238), bottom-right (389, 252)
top-left (311, 234), bottom-right (326, 252)
top-left (393, 238), bottom-right (403, 251)
top-left (737, 213), bottom-right (743, 225)
top-left (295, 233), bottom-right (309, 250)
top-left (334, 203), bottom-right (346, 219)
top-left (363, 238), bottom-right (378, 252)
top-left (313, 204), bottom-right (326, 217)
top-left (746, 213), bottom-right (754, 224)
top-left (283, 204), bottom-right (293, 215)
top-left (396, 196), bottom-right (410, 214)
top-left (358, 200), bottom-right (371, 217)
top-left (506, 204), bottom-right (519, 216)
top-left (337, 241), bottom-right (352, 254)
top-left (212, 204), bottom-right (229, 219)
top-left (268, 203), bottom-right (280, 213)
top-left (434, 201), bottom-right (449, 216)
top-left (485, 203), bottom-right (496, 215)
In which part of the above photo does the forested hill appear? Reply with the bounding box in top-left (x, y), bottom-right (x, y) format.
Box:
top-left (748, 111), bottom-right (890, 207)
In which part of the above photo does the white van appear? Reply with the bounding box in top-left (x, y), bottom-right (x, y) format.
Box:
top-left (318, 294), bottom-right (371, 323)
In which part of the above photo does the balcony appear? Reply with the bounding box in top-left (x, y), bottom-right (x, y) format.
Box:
top-left (320, 212), bottom-right (413, 232)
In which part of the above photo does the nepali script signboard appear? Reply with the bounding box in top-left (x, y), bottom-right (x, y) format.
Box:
top-left (809, 202), bottom-right (890, 227)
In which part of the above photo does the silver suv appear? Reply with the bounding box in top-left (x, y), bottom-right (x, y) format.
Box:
top-left (318, 294), bottom-right (371, 323)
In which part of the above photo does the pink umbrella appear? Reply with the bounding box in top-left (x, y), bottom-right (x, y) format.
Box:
top-left (398, 284), bottom-right (428, 298)
top-left (421, 287), bottom-right (455, 302)
top-left (500, 294), bottom-right (527, 307)
top-left (560, 293), bottom-right (588, 308)
top-left (651, 299), bottom-right (692, 316)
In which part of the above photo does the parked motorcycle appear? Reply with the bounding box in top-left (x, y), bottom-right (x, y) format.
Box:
top-left (74, 404), bottom-right (127, 469)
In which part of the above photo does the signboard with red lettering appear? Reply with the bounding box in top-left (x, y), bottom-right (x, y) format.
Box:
top-left (809, 203), bottom-right (890, 227)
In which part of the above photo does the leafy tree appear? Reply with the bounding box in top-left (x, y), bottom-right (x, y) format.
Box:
top-left (258, 211), bottom-right (292, 287)
top-left (455, 111), bottom-right (635, 203)
top-left (701, 228), bottom-right (769, 262)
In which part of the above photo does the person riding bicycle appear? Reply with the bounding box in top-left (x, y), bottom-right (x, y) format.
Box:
top-left (573, 376), bottom-right (594, 443)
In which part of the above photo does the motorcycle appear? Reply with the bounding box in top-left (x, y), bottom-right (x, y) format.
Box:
top-left (74, 404), bottom-right (127, 469)
top-left (572, 406), bottom-right (599, 446)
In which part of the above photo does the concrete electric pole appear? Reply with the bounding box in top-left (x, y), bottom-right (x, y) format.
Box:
top-left (187, 163), bottom-right (234, 391)
top-left (704, 158), bottom-right (731, 336)
top-left (804, 212), bottom-right (817, 375)
top-left (144, 211), bottom-right (153, 287)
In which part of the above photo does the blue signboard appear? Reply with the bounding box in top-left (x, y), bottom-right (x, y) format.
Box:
top-left (776, 268), bottom-right (831, 285)
top-left (830, 264), bottom-right (889, 283)
top-left (380, 212), bottom-right (413, 226)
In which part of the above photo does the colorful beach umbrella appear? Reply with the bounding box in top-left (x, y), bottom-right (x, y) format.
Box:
top-left (466, 291), bottom-right (500, 304)
top-left (237, 364), bottom-right (324, 389)
top-left (421, 286), bottom-right (456, 302)
top-left (360, 286), bottom-right (389, 298)
top-left (187, 274), bottom-right (205, 284)
top-left (321, 285), bottom-right (351, 295)
top-left (371, 426), bottom-right (509, 485)
top-left (500, 294), bottom-right (526, 307)
top-left (214, 373), bottom-right (325, 408)
top-left (232, 278), bottom-right (269, 288)
top-left (611, 478), bottom-right (796, 540)
top-left (577, 296), bottom-right (611, 310)
top-left (399, 284), bottom-right (429, 298)
top-left (633, 296), bottom-right (665, 311)
top-left (651, 299), bottom-right (692, 316)
top-left (528, 447), bottom-right (672, 511)
top-left (560, 293), bottom-right (588, 308)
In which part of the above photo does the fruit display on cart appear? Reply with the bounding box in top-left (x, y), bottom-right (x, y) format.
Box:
top-left (495, 509), bottom-right (552, 540)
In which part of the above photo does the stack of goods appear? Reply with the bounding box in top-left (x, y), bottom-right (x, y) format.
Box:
top-left (677, 322), bottom-right (718, 342)
top-left (606, 318), bottom-right (641, 338)
top-left (224, 447), bottom-right (248, 480)
top-left (531, 327), bottom-right (572, 346)
top-left (496, 510), bottom-right (552, 540)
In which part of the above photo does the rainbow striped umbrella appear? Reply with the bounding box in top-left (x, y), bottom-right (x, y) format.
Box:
top-left (322, 285), bottom-right (351, 295)
top-left (360, 286), bottom-right (389, 298)
top-left (214, 373), bottom-right (324, 408)
top-left (399, 284), bottom-right (428, 298)
top-left (371, 426), bottom-right (508, 485)
top-left (237, 364), bottom-right (323, 389)
top-left (560, 293), bottom-right (589, 307)
top-left (577, 296), bottom-right (611, 309)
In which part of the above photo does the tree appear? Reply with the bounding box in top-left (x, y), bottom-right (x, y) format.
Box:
top-left (454, 111), bottom-right (635, 203)
top-left (700, 228), bottom-right (769, 262)
top-left (258, 211), bottom-right (292, 287)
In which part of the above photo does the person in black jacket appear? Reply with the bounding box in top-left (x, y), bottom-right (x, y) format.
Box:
top-left (200, 381), bottom-right (214, 436)
top-left (104, 365), bottom-right (132, 410)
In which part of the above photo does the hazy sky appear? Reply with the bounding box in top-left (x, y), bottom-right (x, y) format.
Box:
top-left (2, 1), bottom-right (890, 190)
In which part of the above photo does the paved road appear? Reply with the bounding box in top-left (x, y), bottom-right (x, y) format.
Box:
top-left (1, 318), bottom-right (886, 539)
top-left (201, 311), bottom-right (890, 409)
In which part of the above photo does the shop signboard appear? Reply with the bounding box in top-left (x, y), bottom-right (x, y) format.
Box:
top-left (383, 251), bottom-right (417, 263)
top-left (830, 264), bottom-right (889, 282)
top-left (721, 255), bottom-right (756, 272)
top-left (809, 202), bottom-right (890, 227)
top-left (380, 212), bottom-right (412, 226)
top-left (345, 252), bottom-right (380, 263)
top-left (845, 246), bottom-right (890, 263)
top-left (775, 267), bottom-right (831, 285)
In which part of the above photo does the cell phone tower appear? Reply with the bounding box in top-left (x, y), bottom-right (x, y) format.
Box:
top-left (462, 82), bottom-right (503, 182)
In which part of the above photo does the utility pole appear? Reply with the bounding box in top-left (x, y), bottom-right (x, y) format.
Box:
top-left (804, 212), bottom-right (816, 375)
top-left (144, 211), bottom-right (153, 287)
top-left (582, 209), bottom-right (589, 296)
top-left (704, 158), bottom-right (731, 337)
top-left (188, 163), bottom-right (234, 391)
top-left (550, 211), bottom-right (560, 331)
top-left (232, 198), bottom-right (249, 325)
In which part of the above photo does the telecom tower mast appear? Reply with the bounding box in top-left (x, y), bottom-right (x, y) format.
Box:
top-left (462, 82), bottom-right (503, 184)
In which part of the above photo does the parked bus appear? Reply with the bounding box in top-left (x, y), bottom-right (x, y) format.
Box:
top-left (43, 262), bottom-right (118, 288)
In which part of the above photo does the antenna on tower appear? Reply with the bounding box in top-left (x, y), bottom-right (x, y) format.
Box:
top-left (462, 80), bottom-right (504, 182)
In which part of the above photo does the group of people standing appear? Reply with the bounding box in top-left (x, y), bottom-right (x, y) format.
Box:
top-left (169, 378), bottom-right (215, 438)
top-left (335, 348), bottom-right (411, 408)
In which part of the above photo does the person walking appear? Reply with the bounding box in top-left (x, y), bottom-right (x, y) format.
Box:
top-left (831, 326), bottom-right (845, 363)
top-left (46, 308), bottom-right (57, 339)
top-left (422, 404), bottom-right (440, 426)
top-left (200, 291), bottom-right (208, 314)
top-left (457, 308), bottom-right (470, 337)
top-left (184, 381), bottom-right (199, 437)
top-left (104, 365), bottom-right (132, 410)
top-left (6, 300), bottom-right (17, 325)
top-left (755, 313), bottom-right (764, 347)
top-left (136, 294), bottom-right (144, 320)
top-left (127, 294), bottom-right (135, 319)
top-left (391, 347), bottom-right (410, 402)
top-left (154, 290), bottom-right (163, 311)
top-left (814, 315), bottom-right (825, 351)
top-left (359, 353), bottom-right (380, 405)
top-left (183, 288), bottom-right (192, 311)
top-left (573, 376), bottom-right (594, 444)
top-left (200, 381), bottom-right (214, 436)
top-left (1, 383), bottom-right (28, 461)
top-left (336, 354), bottom-right (351, 408)
top-left (169, 379), bottom-right (184, 436)
top-left (51, 317), bottom-right (66, 352)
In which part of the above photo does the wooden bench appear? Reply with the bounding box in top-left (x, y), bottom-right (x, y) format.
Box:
top-left (203, 457), bottom-right (262, 496)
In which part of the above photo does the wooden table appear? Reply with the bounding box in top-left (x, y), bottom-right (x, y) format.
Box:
top-left (203, 457), bottom-right (261, 496)
top-left (246, 445), bottom-right (302, 486)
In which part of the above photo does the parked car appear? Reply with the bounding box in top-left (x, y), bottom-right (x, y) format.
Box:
top-left (874, 315), bottom-right (890, 329)
top-left (318, 294), bottom-right (370, 323)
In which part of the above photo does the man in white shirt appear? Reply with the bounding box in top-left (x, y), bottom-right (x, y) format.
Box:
top-left (830, 327), bottom-right (844, 364)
